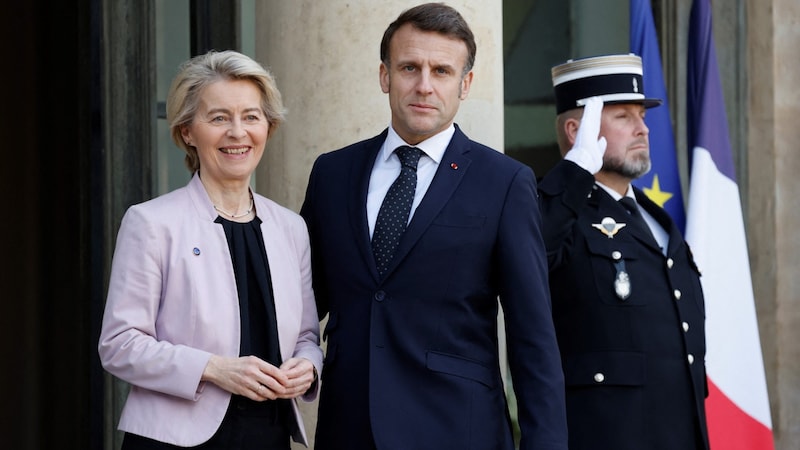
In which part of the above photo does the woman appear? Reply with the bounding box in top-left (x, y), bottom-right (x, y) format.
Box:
top-left (98, 50), bottom-right (322, 449)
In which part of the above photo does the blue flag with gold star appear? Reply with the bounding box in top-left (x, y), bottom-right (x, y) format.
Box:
top-left (629, 0), bottom-right (686, 231)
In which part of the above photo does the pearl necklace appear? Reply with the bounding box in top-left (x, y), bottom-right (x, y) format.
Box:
top-left (213, 193), bottom-right (254, 219)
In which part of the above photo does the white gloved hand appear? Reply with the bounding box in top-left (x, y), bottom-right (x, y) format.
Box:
top-left (564, 96), bottom-right (607, 174)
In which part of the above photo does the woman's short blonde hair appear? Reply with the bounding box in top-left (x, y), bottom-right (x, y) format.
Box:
top-left (166, 50), bottom-right (286, 173)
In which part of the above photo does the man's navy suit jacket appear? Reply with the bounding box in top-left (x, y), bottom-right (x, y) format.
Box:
top-left (300, 126), bottom-right (567, 450)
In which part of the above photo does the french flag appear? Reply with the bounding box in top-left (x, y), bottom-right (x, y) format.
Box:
top-left (685, 1), bottom-right (774, 448)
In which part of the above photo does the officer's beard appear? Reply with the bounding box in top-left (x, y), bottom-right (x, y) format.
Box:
top-left (602, 144), bottom-right (651, 179)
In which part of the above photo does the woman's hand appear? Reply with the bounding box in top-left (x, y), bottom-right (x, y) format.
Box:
top-left (202, 355), bottom-right (292, 401)
top-left (276, 357), bottom-right (318, 399)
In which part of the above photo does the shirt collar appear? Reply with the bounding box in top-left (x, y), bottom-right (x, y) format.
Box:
top-left (380, 124), bottom-right (455, 164)
top-left (595, 181), bottom-right (635, 202)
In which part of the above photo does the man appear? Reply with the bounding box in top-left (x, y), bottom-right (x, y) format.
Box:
top-left (300, 3), bottom-right (567, 450)
top-left (539, 54), bottom-right (709, 449)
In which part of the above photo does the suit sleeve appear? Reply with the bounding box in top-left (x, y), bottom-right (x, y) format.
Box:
top-left (497, 165), bottom-right (568, 450)
top-left (299, 156), bottom-right (330, 320)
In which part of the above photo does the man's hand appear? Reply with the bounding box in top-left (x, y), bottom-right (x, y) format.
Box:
top-left (565, 96), bottom-right (607, 174)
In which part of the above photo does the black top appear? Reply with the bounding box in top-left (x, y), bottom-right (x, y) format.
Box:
top-left (216, 216), bottom-right (288, 419)
top-left (216, 216), bottom-right (281, 364)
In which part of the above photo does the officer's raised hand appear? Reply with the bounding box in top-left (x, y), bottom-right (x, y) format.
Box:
top-left (565, 96), bottom-right (606, 174)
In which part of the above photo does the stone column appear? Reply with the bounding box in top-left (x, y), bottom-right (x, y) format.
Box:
top-left (747, 0), bottom-right (800, 448)
top-left (253, 2), bottom-right (503, 448)
top-left (254, 0), bottom-right (504, 212)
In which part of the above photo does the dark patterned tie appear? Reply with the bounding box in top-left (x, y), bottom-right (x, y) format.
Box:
top-left (372, 146), bottom-right (422, 276)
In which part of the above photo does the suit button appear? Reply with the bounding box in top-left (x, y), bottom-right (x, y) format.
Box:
top-left (682, 322), bottom-right (690, 332)
top-left (667, 258), bottom-right (674, 268)
top-left (674, 289), bottom-right (682, 300)
top-left (612, 251), bottom-right (622, 260)
top-left (374, 291), bottom-right (386, 302)
top-left (593, 373), bottom-right (605, 383)
top-left (687, 354), bottom-right (695, 365)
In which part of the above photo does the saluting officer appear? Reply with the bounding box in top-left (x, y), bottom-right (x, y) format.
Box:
top-left (538, 54), bottom-right (709, 450)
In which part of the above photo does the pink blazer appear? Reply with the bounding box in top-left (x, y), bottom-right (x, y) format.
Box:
top-left (98, 174), bottom-right (323, 447)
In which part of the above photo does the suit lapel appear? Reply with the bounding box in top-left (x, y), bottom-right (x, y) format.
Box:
top-left (381, 128), bottom-right (471, 277)
top-left (348, 131), bottom-right (387, 280)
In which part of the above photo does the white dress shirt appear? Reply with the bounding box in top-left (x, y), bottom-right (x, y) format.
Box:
top-left (367, 125), bottom-right (454, 237)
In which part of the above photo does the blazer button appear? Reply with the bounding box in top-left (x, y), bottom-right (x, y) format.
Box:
top-left (593, 373), bottom-right (605, 383)
top-left (687, 354), bottom-right (695, 365)
top-left (674, 289), bottom-right (682, 300)
top-left (682, 322), bottom-right (690, 332)
top-left (667, 258), bottom-right (674, 268)
top-left (374, 291), bottom-right (386, 302)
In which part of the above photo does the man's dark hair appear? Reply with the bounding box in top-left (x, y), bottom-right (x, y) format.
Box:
top-left (380, 2), bottom-right (476, 75)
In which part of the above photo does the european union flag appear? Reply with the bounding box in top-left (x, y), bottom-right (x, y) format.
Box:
top-left (629, 0), bottom-right (686, 232)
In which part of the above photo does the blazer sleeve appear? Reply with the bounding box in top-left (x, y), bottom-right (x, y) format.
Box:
top-left (97, 205), bottom-right (212, 401)
top-left (286, 212), bottom-right (324, 402)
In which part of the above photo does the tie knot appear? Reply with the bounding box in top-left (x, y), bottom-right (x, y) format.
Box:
top-left (395, 146), bottom-right (422, 170)
top-left (619, 197), bottom-right (639, 214)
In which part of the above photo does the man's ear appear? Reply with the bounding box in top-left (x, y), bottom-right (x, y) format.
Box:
top-left (564, 117), bottom-right (580, 148)
top-left (379, 62), bottom-right (390, 94)
top-left (459, 70), bottom-right (473, 100)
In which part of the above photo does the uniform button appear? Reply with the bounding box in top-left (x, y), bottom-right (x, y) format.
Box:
top-left (682, 322), bottom-right (690, 332)
top-left (674, 289), bottom-right (682, 300)
top-left (612, 251), bottom-right (622, 260)
top-left (374, 291), bottom-right (386, 302)
top-left (593, 373), bottom-right (605, 383)
top-left (667, 258), bottom-right (674, 268)
top-left (687, 354), bottom-right (695, 364)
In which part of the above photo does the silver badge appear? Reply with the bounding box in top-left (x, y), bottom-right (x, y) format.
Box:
top-left (615, 270), bottom-right (631, 300)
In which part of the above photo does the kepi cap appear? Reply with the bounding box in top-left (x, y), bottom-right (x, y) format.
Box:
top-left (551, 54), bottom-right (662, 114)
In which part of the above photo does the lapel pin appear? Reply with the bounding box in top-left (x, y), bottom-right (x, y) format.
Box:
top-left (592, 217), bottom-right (627, 238)
top-left (450, 162), bottom-right (458, 170)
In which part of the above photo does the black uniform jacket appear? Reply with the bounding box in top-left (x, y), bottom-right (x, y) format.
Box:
top-left (538, 160), bottom-right (709, 450)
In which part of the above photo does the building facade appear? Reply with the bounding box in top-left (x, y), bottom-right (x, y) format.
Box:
top-left (1, 0), bottom-right (797, 449)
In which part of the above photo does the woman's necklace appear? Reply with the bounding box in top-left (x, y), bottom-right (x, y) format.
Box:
top-left (213, 192), bottom-right (254, 219)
